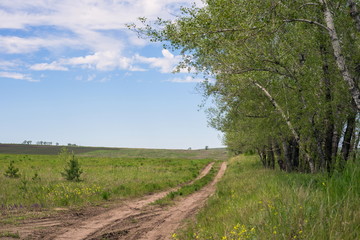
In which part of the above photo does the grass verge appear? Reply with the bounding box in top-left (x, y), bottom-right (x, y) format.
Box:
top-left (175, 155), bottom-right (360, 240)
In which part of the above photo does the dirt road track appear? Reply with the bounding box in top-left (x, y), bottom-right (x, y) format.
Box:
top-left (1, 161), bottom-right (226, 240)
top-left (88, 162), bottom-right (227, 240)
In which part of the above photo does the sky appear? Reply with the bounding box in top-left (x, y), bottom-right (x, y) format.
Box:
top-left (0, 0), bottom-right (224, 149)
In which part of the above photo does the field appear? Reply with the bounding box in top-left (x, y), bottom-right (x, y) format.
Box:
top-left (0, 144), bottom-right (228, 160)
top-left (0, 145), bottom-right (227, 219)
top-left (0, 145), bottom-right (227, 239)
top-left (1, 144), bottom-right (359, 239)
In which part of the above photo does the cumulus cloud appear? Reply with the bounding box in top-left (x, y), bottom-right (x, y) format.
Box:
top-left (135, 49), bottom-right (181, 73)
top-left (0, 71), bottom-right (38, 82)
top-left (0, 0), bottom-right (203, 52)
top-left (0, 0), bottom-right (203, 74)
top-left (31, 51), bottom-right (146, 72)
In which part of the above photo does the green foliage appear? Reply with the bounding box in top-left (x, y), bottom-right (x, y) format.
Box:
top-left (59, 147), bottom-right (83, 182)
top-left (61, 154), bottom-right (83, 182)
top-left (133, 0), bottom-right (360, 172)
top-left (4, 160), bottom-right (20, 178)
top-left (176, 155), bottom-right (360, 239)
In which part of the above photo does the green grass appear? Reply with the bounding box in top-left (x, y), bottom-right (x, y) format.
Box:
top-left (81, 148), bottom-right (228, 161)
top-left (154, 162), bottom-right (220, 206)
top-left (175, 155), bottom-right (360, 240)
top-left (0, 154), bottom-right (211, 211)
top-left (0, 231), bottom-right (20, 238)
top-left (0, 144), bottom-right (228, 161)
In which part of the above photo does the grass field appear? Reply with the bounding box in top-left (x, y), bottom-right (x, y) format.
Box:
top-left (0, 153), bottom-right (213, 214)
top-left (176, 155), bottom-right (360, 240)
top-left (0, 144), bottom-right (228, 160)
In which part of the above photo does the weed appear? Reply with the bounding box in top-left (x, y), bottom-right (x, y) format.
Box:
top-left (32, 172), bottom-right (40, 181)
top-left (101, 191), bottom-right (111, 200)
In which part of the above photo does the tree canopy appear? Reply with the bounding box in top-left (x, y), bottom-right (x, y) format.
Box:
top-left (132, 0), bottom-right (360, 173)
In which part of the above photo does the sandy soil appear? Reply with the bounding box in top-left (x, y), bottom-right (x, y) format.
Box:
top-left (0, 162), bottom-right (226, 240)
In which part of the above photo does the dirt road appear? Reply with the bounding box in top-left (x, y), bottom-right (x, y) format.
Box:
top-left (2, 162), bottom-right (226, 240)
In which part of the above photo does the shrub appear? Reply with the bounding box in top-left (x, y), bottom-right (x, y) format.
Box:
top-left (4, 161), bottom-right (20, 178)
top-left (61, 154), bottom-right (83, 182)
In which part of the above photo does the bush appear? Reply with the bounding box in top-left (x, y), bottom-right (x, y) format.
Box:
top-left (4, 161), bottom-right (20, 178)
top-left (61, 154), bottom-right (83, 182)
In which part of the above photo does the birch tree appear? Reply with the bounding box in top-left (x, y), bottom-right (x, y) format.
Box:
top-left (132, 0), bottom-right (359, 172)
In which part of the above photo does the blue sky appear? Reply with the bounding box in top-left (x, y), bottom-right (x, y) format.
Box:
top-left (0, 0), bottom-right (223, 149)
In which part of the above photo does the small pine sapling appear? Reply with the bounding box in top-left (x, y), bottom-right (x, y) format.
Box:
top-left (4, 161), bottom-right (20, 178)
top-left (61, 154), bottom-right (83, 182)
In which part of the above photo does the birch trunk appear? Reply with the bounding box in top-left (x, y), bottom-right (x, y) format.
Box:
top-left (320, 0), bottom-right (360, 111)
top-left (252, 80), bottom-right (315, 173)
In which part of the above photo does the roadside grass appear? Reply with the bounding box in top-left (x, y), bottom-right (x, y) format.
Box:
top-left (0, 154), bottom-right (211, 213)
top-left (154, 162), bottom-right (220, 206)
top-left (176, 155), bottom-right (360, 240)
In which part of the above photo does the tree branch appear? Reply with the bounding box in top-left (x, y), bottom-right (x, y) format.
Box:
top-left (284, 19), bottom-right (331, 32)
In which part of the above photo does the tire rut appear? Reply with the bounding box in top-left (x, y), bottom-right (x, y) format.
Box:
top-left (89, 162), bottom-right (227, 240)
top-left (25, 162), bottom-right (216, 240)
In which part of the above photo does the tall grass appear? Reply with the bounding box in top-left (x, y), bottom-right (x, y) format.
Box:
top-left (0, 154), bottom-right (210, 210)
top-left (176, 155), bottom-right (360, 239)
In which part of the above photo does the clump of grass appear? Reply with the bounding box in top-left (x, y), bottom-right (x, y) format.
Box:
top-left (176, 155), bottom-right (360, 239)
top-left (154, 163), bottom-right (219, 206)
top-left (0, 231), bottom-right (20, 238)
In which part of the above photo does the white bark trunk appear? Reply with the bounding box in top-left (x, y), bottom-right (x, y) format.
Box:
top-left (320, 0), bottom-right (360, 111)
top-left (252, 80), bottom-right (315, 173)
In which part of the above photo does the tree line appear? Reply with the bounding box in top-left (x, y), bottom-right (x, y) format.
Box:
top-left (133, 0), bottom-right (360, 173)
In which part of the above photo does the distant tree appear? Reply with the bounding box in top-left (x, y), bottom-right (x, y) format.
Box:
top-left (205, 146), bottom-right (209, 150)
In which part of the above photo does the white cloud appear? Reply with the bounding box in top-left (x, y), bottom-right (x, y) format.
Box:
top-left (167, 76), bottom-right (204, 83)
top-left (136, 49), bottom-right (181, 73)
top-left (0, 0), bottom-right (204, 74)
top-left (0, 36), bottom-right (80, 54)
top-left (0, 71), bottom-right (38, 82)
top-left (0, 60), bottom-right (19, 70)
top-left (0, 0), bottom-right (203, 52)
top-left (31, 51), bottom-right (148, 72)
top-left (30, 62), bottom-right (68, 71)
